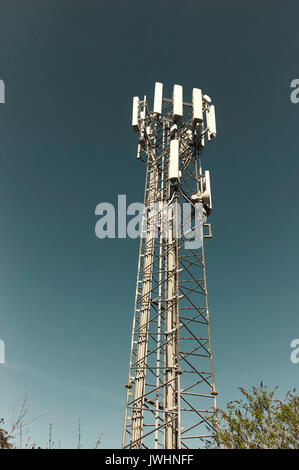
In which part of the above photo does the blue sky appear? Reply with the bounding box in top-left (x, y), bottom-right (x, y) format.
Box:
top-left (0, 0), bottom-right (298, 448)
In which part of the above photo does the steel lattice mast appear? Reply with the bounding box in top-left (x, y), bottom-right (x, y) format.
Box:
top-left (122, 83), bottom-right (218, 449)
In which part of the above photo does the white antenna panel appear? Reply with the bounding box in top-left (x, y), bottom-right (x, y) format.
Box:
top-left (192, 88), bottom-right (203, 123)
top-left (169, 139), bottom-right (179, 181)
top-left (132, 96), bottom-right (139, 131)
top-left (203, 170), bottom-right (212, 210)
top-left (173, 84), bottom-right (183, 121)
top-left (153, 82), bottom-right (163, 115)
top-left (206, 104), bottom-right (216, 138)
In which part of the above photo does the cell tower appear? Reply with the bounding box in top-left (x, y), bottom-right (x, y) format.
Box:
top-left (122, 82), bottom-right (218, 449)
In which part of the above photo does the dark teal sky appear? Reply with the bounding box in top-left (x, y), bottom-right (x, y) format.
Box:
top-left (0, 0), bottom-right (298, 448)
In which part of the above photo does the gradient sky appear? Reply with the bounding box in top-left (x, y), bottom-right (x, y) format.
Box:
top-left (0, 0), bottom-right (298, 448)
